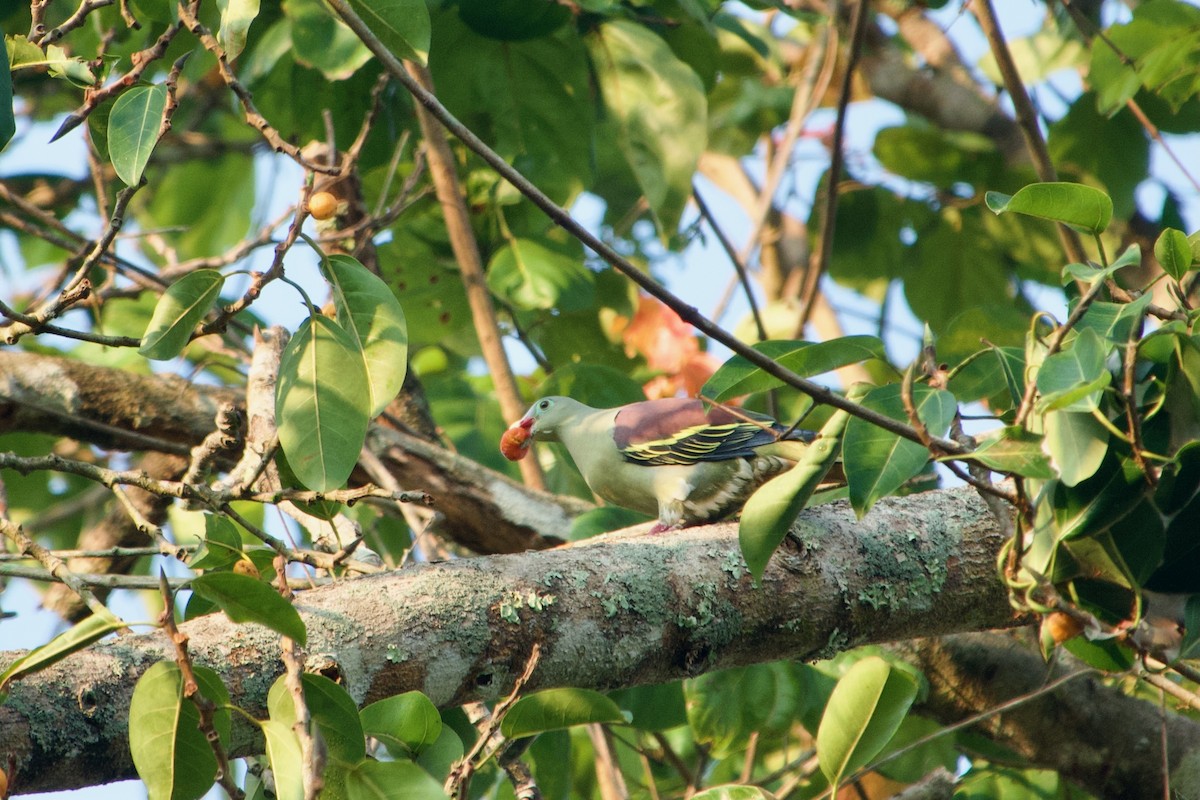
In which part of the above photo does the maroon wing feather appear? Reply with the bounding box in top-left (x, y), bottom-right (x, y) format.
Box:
top-left (612, 398), bottom-right (813, 466)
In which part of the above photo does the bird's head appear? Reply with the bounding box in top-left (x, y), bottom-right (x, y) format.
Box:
top-left (500, 396), bottom-right (583, 461)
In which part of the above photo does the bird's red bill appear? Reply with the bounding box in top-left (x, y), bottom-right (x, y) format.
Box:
top-left (500, 424), bottom-right (532, 461)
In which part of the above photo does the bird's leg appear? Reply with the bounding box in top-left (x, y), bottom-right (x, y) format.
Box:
top-left (651, 496), bottom-right (687, 534)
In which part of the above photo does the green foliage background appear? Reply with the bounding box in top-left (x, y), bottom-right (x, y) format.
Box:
top-left (3, 0), bottom-right (1200, 798)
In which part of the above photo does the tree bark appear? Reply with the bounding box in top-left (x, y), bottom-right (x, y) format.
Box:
top-left (1, 486), bottom-right (1015, 794)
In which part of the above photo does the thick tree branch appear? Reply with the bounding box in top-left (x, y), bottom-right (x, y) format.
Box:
top-left (1, 486), bottom-right (1015, 793)
top-left (0, 352), bottom-right (571, 553)
top-left (897, 633), bottom-right (1200, 800)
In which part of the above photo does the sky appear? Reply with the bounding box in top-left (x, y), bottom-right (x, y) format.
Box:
top-left (3, 2), bottom-right (1200, 798)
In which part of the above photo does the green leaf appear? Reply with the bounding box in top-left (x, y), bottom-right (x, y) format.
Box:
top-left (216, 0), bottom-right (259, 59)
top-left (141, 152), bottom-right (256, 260)
top-left (0, 33), bottom-right (14, 151)
top-left (415, 724), bottom-right (464, 780)
top-left (129, 661), bottom-right (220, 800)
top-left (0, 608), bottom-right (124, 695)
top-left (1156, 228), bottom-right (1195, 281)
top-left (275, 449), bottom-right (344, 521)
top-left (322, 254), bottom-right (409, 418)
top-left (261, 719), bottom-right (305, 800)
top-left (702, 336), bottom-right (889, 402)
top-left (1063, 635), bottom-right (1135, 672)
top-left (347, 0), bottom-right (429, 63)
top-left (948, 427), bottom-right (1054, 480)
top-left (1042, 409), bottom-right (1108, 487)
top-left (1179, 595), bottom-right (1200, 661)
top-left (903, 213), bottom-right (1014, 334)
top-left (1035, 328), bottom-right (1111, 412)
top-left (816, 656), bottom-right (917, 789)
top-left (873, 125), bottom-right (1004, 189)
top-left (501, 688), bottom-right (626, 739)
top-left (193, 666), bottom-right (232, 742)
top-left (740, 405), bottom-right (850, 582)
top-left (567, 506), bottom-right (653, 540)
top-left (108, 84), bottom-right (168, 185)
top-left (37, 43), bottom-right (96, 85)
top-left (1047, 93), bottom-right (1148, 220)
top-left (1050, 454), bottom-right (1146, 542)
top-left (429, 15), bottom-right (592, 204)
top-left (275, 314), bottom-right (372, 491)
top-left (873, 715), bottom-right (958, 783)
top-left (586, 19), bottom-right (707, 235)
top-left (537, 363), bottom-right (646, 408)
top-left (609, 682), bottom-right (687, 731)
top-left (360, 691), bottom-right (442, 758)
top-left (345, 760), bottom-right (449, 800)
top-left (685, 663), bottom-right (801, 758)
top-left (284, 0), bottom-right (371, 80)
top-left (457, 0), bottom-right (571, 41)
top-left (189, 572), bottom-right (307, 644)
top-left (1061, 243), bottom-right (1142, 288)
top-left (291, 674), bottom-right (365, 765)
top-left (189, 514), bottom-right (244, 570)
top-left (985, 182), bottom-right (1113, 234)
top-left (486, 239), bottom-right (595, 313)
top-left (138, 270), bottom-right (225, 360)
top-left (1075, 293), bottom-right (1153, 346)
top-left (843, 384), bottom-right (957, 518)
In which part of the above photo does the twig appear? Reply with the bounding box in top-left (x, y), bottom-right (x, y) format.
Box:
top-left (182, 404), bottom-right (244, 486)
top-left (586, 723), bottom-right (629, 800)
top-left (1122, 310), bottom-right (1157, 485)
top-left (0, 450), bottom-right (389, 574)
top-left (446, 644), bottom-right (542, 799)
top-left (275, 554), bottom-right (324, 800)
top-left (2, 180), bottom-right (147, 344)
top-left (158, 572), bottom-right (244, 799)
top-left (0, 563), bottom-right (332, 589)
top-left (0, 544), bottom-right (192, 562)
top-left (739, 15), bottom-right (837, 269)
top-left (1012, 276), bottom-right (1108, 427)
top-left (972, 0), bottom-right (1088, 269)
top-left (0, 516), bottom-right (109, 615)
top-left (797, 1), bottom-right (869, 335)
top-left (324, 0), bottom-right (967, 456)
top-left (343, 72), bottom-right (392, 168)
top-left (31, 0), bottom-right (114, 45)
top-left (692, 184), bottom-right (767, 342)
top-left (50, 22), bottom-right (183, 142)
top-left (219, 503), bottom-right (386, 576)
top-left (175, 0), bottom-right (340, 175)
top-left (402, 61), bottom-right (545, 490)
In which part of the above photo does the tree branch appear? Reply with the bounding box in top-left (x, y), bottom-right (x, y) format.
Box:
top-left (0, 351), bottom-right (574, 554)
top-left (1, 486), bottom-right (1015, 794)
top-left (897, 632), bottom-right (1200, 800)
top-left (402, 61), bottom-right (545, 491)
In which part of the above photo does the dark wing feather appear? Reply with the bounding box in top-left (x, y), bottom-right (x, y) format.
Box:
top-left (613, 399), bottom-right (814, 466)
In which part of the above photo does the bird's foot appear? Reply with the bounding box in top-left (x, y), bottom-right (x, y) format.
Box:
top-left (648, 521), bottom-right (684, 534)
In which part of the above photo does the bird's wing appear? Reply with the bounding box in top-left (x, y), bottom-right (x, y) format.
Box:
top-left (612, 398), bottom-right (809, 467)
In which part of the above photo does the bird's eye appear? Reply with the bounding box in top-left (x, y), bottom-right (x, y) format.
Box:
top-left (538, 400), bottom-right (550, 410)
